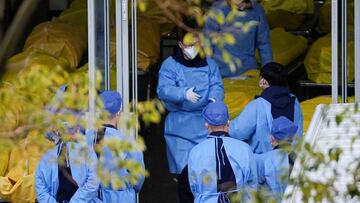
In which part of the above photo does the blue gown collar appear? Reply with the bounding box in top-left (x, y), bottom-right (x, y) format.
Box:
top-left (209, 131), bottom-right (230, 137)
top-left (103, 124), bottom-right (116, 129)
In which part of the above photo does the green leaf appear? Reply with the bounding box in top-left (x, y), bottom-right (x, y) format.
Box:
top-left (335, 114), bottom-right (343, 125)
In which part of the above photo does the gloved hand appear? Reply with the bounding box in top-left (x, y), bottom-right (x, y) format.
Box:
top-left (185, 87), bottom-right (201, 103)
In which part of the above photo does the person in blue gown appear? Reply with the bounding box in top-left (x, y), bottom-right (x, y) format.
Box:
top-left (254, 116), bottom-right (298, 202)
top-left (229, 62), bottom-right (303, 154)
top-left (35, 125), bottom-right (101, 203)
top-left (188, 102), bottom-right (257, 203)
top-left (91, 90), bottom-right (145, 203)
top-left (157, 21), bottom-right (224, 202)
top-left (204, 0), bottom-right (273, 77)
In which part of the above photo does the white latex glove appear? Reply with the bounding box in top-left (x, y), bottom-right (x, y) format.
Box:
top-left (185, 87), bottom-right (201, 103)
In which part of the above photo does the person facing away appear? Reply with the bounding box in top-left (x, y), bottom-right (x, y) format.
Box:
top-left (254, 116), bottom-right (298, 202)
top-left (35, 124), bottom-right (101, 203)
top-left (204, 0), bottom-right (273, 77)
top-left (188, 102), bottom-right (257, 203)
top-left (157, 19), bottom-right (224, 203)
top-left (92, 90), bottom-right (145, 203)
top-left (229, 62), bottom-right (303, 154)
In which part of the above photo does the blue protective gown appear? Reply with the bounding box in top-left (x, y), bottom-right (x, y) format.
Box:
top-left (229, 95), bottom-right (303, 154)
top-left (188, 134), bottom-right (258, 203)
top-left (97, 126), bottom-right (145, 203)
top-left (157, 57), bottom-right (224, 174)
top-left (35, 142), bottom-right (101, 203)
top-left (254, 149), bottom-right (289, 202)
top-left (204, 1), bottom-right (273, 77)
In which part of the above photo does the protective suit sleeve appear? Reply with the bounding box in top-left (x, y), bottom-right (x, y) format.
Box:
top-left (229, 100), bottom-right (257, 141)
top-left (256, 5), bottom-right (273, 66)
top-left (247, 147), bottom-right (258, 190)
top-left (129, 151), bottom-right (145, 192)
top-left (69, 150), bottom-right (99, 203)
top-left (187, 155), bottom-right (197, 195)
top-left (157, 58), bottom-right (188, 104)
top-left (207, 58), bottom-right (225, 101)
top-left (35, 157), bottom-right (58, 203)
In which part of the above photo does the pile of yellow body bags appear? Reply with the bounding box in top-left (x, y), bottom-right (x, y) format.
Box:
top-left (225, 28), bottom-right (308, 119)
top-left (300, 96), bottom-right (355, 131)
top-left (259, 0), bottom-right (314, 30)
top-left (305, 0), bottom-right (355, 84)
top-left (0, 134), bottom-right (53, 203)
top-left (0, 0), bottom-right (89, 202)
top-left (304, 33), bottom-right (355, 84)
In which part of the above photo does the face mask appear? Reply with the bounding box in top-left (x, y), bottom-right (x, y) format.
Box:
top-left (183, 46), bottom-right (199, 60)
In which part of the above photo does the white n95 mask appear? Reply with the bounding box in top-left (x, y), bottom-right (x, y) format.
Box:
top-left (183, 46), bottom-right (199, 60)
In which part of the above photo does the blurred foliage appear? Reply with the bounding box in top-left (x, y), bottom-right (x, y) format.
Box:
top-left (138, 0), bottom-right (257, 74)
top-left (0, 61), bottom-right (164, 192)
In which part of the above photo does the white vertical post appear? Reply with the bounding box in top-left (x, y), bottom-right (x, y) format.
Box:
top-left (332, 0), bottom-right (339, 103)
top-left (88, 0), bottom-right (96, 130)
top-left (116, 0), bottom-right (130, 112)
top-left (341, 0), bottom-right (348, 103)
top-left (355, 0), bottom-right (360, 102)
top-left (131, 0), bottom-right (138, 112)
top-left (104, 0), bottom-right (111, 90)
top-left (116, 0), bottom-right (123, 100)
top-left (122, 0), bottom-right (130, 112)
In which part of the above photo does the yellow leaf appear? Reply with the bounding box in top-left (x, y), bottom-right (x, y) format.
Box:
top-left (216, 11), bottom-right (225, 25)
top-left (222, 51), bottom-right (231, 64)
top-left (224, 33), bottom-right (236, 45)
top-left (242, 20), bottom-right (258, 33)
top-left (138, 1), bottom-right (147, 12)
top-left (183, 33), bottom-right (194, 46)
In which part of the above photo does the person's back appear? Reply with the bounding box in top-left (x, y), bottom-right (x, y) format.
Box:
top-left (254, 116), bottom-right (298, 202)
top-left (35, 135), bottom-right (100, 203)
top-left (189, 136), bottom-right (257, 202)
top-left (229, 62), bottom-right (303, 154)
top-left (255, 149), bottom-right (289, 201)
top-left (204, 0), bottom-right (273, 77)
top-left (95, 91), bottom-right (145, 203)
top-left (97, 126), bottom-right (145, 203)
top-left (188, 102), bottom-right (257, 203)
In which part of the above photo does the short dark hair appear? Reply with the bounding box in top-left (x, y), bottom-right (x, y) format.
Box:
top-left (176, 17), bottom-right (199, 41)
top-left (260, 62), bottom-right (288, 86)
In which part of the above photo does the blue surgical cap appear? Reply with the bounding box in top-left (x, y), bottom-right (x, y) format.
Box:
top-left (100, 91), bottom-right (122, 114)
top-left (202, 101), bottom-right (229, 126)
top-left (271, 116), bottom-right (298, 141)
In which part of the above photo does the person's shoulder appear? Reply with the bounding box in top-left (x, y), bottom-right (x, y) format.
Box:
top-left (39, 145), bottom-right (58, 163)
top-left (105, 128), bottom-right (128, 140)
top-left (252, 2), bottom-right (266, 13)
top-left (224, 137), bottom-right (252, 151)
top-left (206, 57), bottom-right (219, 68)
top-left (190, 138), bottom-right (213, 154)
top-left (160, 56), bottom-right (178, 71)
top-left (161, 56), bottom-right (176, 66)
top-left (246, 96), bottom-right (268, 107)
